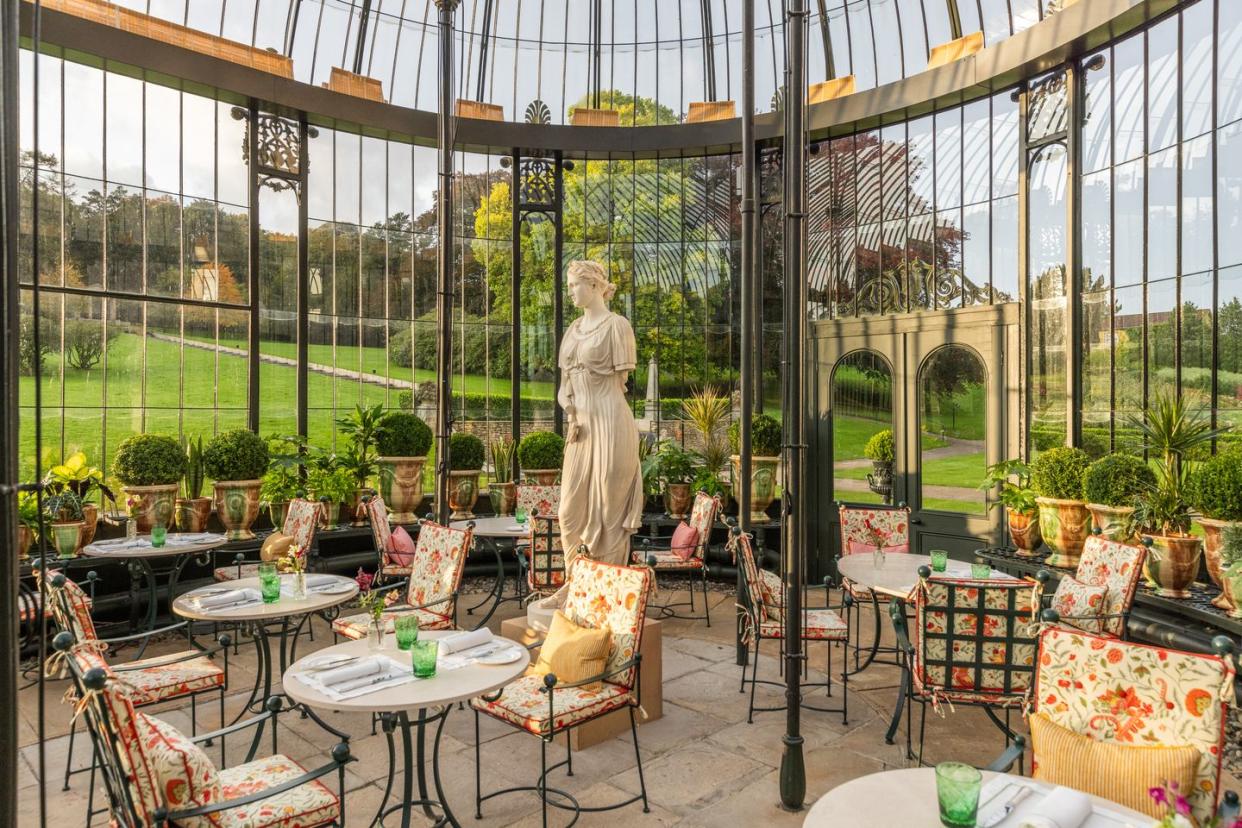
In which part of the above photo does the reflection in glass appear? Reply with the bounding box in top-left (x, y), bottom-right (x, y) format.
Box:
top-left (832, 351), bottom-right (893, 506)
top-left (920, 346), bottom-right (986, 514)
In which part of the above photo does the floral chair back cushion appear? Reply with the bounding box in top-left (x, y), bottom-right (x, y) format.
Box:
top-left (914, 576), bottom-right (1042, 697)
top-left (528, 514), bottom-right (566, 590)
top-left (838, 504), bottom-right (910, 555)
top-left (90, 679), bottom-right (162, 825)
top-left (45, 573), bottom-right (98, 643)
top-left (1035, 627), bottom-right (1236, 823)
top-left (733, 532), bottom-right (771, 623)
top-left (517, 484), bottom-right (561, 518)
top-left (562, 558), bottom-right (651, 692)
top-left (685, 493), bottom-right (721, 560)
top-left (1074, 535), bottom-right (1146, 638)
top-left (405, 522), bottom-right (472, 613)
top-left (282, 497), bottom-right (321, 562)
top-left (365, 495), bottom-right (394, 560)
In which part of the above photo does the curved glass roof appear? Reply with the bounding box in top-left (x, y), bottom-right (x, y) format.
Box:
top-left (116, 1), bottom-right (1049, 123)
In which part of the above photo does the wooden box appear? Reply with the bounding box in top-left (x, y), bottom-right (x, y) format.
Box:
top-left (569, 107), bottom-right (621, 127)
top-left (500, 615), bottom-right (663, 750)
top-left (808, 76), bottom-right (857, 104)
top-left (927, 31), bottom-right (984, 70)
top-left (686, 101), bottom-right (737, 123)
top-left (455, 99), bottom-right (505, 121)
top-left (324, 67), bottom-right (385, 102)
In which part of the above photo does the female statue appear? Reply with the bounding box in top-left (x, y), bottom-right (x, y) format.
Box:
top-left (556, 260), bottom-right (644, 567)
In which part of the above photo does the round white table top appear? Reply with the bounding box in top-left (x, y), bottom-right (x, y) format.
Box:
top-left (283, 632), bottom-right (531, 713)
top-left (803, 768), bottom-right (1149, 827)
top-left (837, 553), bottom-right (1014, 599)
top-left (172, 574), bottom-right (359, 621)
top-left (83, 533), bottom-right (228, 559)
top-left (450, 517), bottom-right (529, 538)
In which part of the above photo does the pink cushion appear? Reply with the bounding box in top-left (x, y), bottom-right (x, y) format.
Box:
top-left (387, 525), bottom-right (416, 566)
top-left (846, 540), bottom-right (908, 556)
top-left (670, 522), bottom-right (700, 561)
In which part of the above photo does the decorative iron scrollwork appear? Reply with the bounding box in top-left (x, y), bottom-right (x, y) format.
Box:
top-left (231, 107), bottom-right (307, 194)
top-left (520, 157), bottom-right (557, 208)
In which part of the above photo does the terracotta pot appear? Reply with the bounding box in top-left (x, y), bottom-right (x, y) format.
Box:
top-left (175, 497), bottom-right (213, 533)
top-left (663, 482), bottom-right (694, 519)
top-left (17, 525), bottom-right (33, 561)
top-left (1197, 516), bottom-right (1240, 611)
top-left (348, 488), bottom-right (374, 527)
top-left (80, 503), bottom-right (99, 546)
top-left (51, 521), bottom-right (84, 559)
top-left (268, 500), bottom-right (289, 531)
top-left (449, 471), bottom-right (481, 519)
top-left (1224, 569), bottom-right (1242, 619)
top-left (524, 469), bottom-right (561, 486)
top-left (378, 456), bottom-right (427, 523)
top-left (213, 479), bottom-right (262, 540)
top-left (1086, 503), bottom-right (1137, 543)
top-left (492, 481), bottom-right (517, 516)
top-left (123, 483), bottom-right (179, 533)
top-left (1142, 533), bottom-right (1203, 599)
top-left (1006, 509), bottom-right (1042, 556)
top-left (1036, 496), bottom-right (1091, 568)
top-left (317, 499), bottom-right (343, 530)
top-left (731, 455), bottom-right (780, 523)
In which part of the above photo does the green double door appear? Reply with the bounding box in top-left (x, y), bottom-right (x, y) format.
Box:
top-left (808, 303), bottom-right (1022, 578)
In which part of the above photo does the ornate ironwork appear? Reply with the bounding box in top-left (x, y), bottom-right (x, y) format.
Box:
top-left (520, 157), bottom-right (557, 208)
top-left (231, 107), bottom-right (307, 194)
top-left (525, 99), bottom-right (551, 126)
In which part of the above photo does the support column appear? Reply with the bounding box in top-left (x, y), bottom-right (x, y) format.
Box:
top-left (780, 0), bottom-right (808, 811)
top-left (434, 0), bottom-right (460, 524)
top-left (510, 149), bottom-right (521, 455)
top-left (737, 0), bottom-right (756, 667)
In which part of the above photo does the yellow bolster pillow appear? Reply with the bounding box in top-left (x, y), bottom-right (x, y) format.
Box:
top-left (530, 610), bottom-right (611, 692)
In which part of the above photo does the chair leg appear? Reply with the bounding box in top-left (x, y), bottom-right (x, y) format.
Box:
top-left (565, 736), bottom-right (573, 776)
top-left (916, 701), bottom-right (928, 767)
top-left (630, 706), bottom-right (650, 813)
top-left (63, 719), bottom-right (77, 791)
top-left (540, 736), bottom-right (548, 828)
top-left (702, 568), bottom-right (711, 627)
top-left (191, 692), bottom-right (198, 735)
top-left (747, 637), bottom-right (761, 724)
top-left (474, 709), bottom-right (483, 819)
top-left (826, 641), bottom-right (833, 697)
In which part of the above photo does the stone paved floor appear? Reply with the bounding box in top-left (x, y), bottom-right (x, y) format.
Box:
top-left (16, 588), bottom-right (1242, 826)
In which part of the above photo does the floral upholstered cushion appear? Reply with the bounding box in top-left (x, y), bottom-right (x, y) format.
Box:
top-left (759, 608), bottom-right (847, 641)
top-left (52, 575), bottom-right (99, 642)
top-left (645, 551), bottom-right (704, 570)
top-left (1035, 627), bottom-right (1236, 823)
top-left (73, 646), bottom-right (224, 705)
top-left (138, 713), bottom-right (222, 828)
top-left (99, 682), bottom-right (162, 825)
top-left (758, 569), bottom-right (784, 620)
top-left (214, 564), bottom-right (263, 582)
top-left (838, 505), bottom-right (910, 554)
top-left (516, 484), bottom-right (561, 518)
top-left (404, 522), bottom-right (471, 615)
top-left (1074, 535), bottom-right (1145, 638)
top-left (1050, 575), bottom-right (1109, 635)
top-left (470, 674), bottom-right (631, 737)
top-left (561, 559), bottom-right (651, 691)
top-left (282, 498), bottom-right (320, 562)
top-left (733, 532), bottom-right (771, 622)
top-left (670, 522), bottom-right (700, 561)
top-left (686, 493), bottom-right (720, 548)
top-left (331, 605), bottom-right (453, 639)
top-left (215, 754), bottom-right (340, 827)
top-left (366, 495), bottom-right (393, 561)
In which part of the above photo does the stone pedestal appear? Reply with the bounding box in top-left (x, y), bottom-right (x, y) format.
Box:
top-left (500, 615), bottom-right (663, 749)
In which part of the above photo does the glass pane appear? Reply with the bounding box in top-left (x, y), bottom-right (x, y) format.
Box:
top-left (832, 351), bottom-right (892, 506)
top-left (920, 345), bottom-right (986, 514)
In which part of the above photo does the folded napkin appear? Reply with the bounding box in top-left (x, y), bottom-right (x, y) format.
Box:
top-left (305, 573), bottom-right (338, 587)
top-left (168, 533), bottom-right (220, 544)
top-left (1019, 787), bottom-right (1093, 828)
top-left (296, 655), bottom-right (413, 700)
top-left (195, 588), bottom-right (261, 609)
top-left (438, 628), bottom-right (493, 655)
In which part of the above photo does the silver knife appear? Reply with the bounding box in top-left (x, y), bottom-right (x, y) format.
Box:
top-left (978, 785), bottom-right (1032, 828)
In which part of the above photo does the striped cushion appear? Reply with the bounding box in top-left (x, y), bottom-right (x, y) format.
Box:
top-left (1029, 712), bottom-right (1200, 819)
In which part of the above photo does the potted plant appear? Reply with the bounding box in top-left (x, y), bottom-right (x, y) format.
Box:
top-left (375, 410), bottom-right (432, 523)
top-left (729, 413), bottom-right (782, 523)
top-left (518, 430), bottom-right (565, 485)
top-left (262, 435), bottom-right (306, 528)
top-left (203, 428), bottom-right (270, 540)
top-left (17, 490), bottom-right (40, 561)
top-left (112, 434), bottom-right (187, 533)
top-left (1082, 452), bottom-right (1155, 542)
top-left (656, 442), bottom-right (697, 519)
top-left (448, 432), bottom-right (486, 519)
top-left (638, 436), bottom-right (662, 511)
top-left (1031, 446), bottom-right (1092, 568)
top-left (1219, 524), bottom-right (1242, 619)
top-left (45, 451), bottom-right (113, 546)
top-left (306, 456), bottom-right (357, 530)
top-left (489, 437), bottom-right (517, 516)
top-left (1124, 392), bottom-right (1225, 598)
top-left (44, 489), bottom-right (85, 559)
top-left (683, 386), bottom-right (732, 501)
top-left (1187, 446), bottom-right (1242, 611)
top-left (864, 429), bottom-right (895, 501)
top-left (174, 436), bottom-right (213, 533)
top-left (980, 458), bottom-right (1041, 555)
top-left (337, 404), bottom-right (386, 525)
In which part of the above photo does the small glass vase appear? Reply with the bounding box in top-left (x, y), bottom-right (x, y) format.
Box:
top-left (291, 571), bottom-right (307, 601)
top-left (126, 518), bottom-right (139, 541)
top-left (872, 547), bottom-right (886, 569)
top-left (368, 616), bottom-right (386, 651)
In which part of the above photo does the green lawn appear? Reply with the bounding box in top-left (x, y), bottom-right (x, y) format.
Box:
top-left (923, 383), bottom-right (986, 441)
top-left (832, 416), bottom-right (948, 462)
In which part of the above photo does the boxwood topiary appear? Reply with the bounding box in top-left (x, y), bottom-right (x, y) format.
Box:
top-left (1031, 446), bottom-right (1090, 501)
top-left (449, 432), bottom-right (485, 471)
top-left (376, 411), bottom-right (433, 457)
top-left (518, 431), bottom-right (565, 470)
top-left (203, 429), bottom-right (270, 482)
top-left (112, 434), bottom-right (188, 486)
top-left (864, 429), bottom-right (895, 464)
top-left (1082, 453), bottom-right (1155, 506)
top-left (1188, 448), bottom-right (1242, 521)
top-left (728, 413), bottom-right (782, 457)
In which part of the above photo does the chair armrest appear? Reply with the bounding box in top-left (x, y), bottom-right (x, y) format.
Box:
top-left (189, 708), bottom-right (279, 745)
top-left (100, 619), bottom-right (190, 645)
top-left (985, 736), bottom-right (1026, 773)
top-left (111, 639), bottom-right (228, 672)
top-left (542, 655), bottom-right (641, 693)
top-left (381, 593), bottom-right (455, 615)
top-left (889, 598), bottom-right (915, 657)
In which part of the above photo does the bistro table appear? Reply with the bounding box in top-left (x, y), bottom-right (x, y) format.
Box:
top-left (82, 532), bottom-right (227, 656)
top-left (804, 767), bottom-right (1149, 827)
top-left (451, 517), bottom-right (530, 626)
top-left (284, 632), bottom-right (529, 828)
top-left (173, 573), bottom-right (358, 721)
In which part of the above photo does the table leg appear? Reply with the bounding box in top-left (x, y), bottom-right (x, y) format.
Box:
top-left (373, 714), bottom-right (398, 827)
top-left (884, 650), bottom-right (910, 745)
top-left (430, 705), bottom-right (459, 828)
top-left (235, 621), bottom-right (272, 722)
top-left (127, 559), bottom-right (158, 659)
top-left (376, 708), bottom-right (453, 828)
top-left (464, 538), bottom-right (506, 626)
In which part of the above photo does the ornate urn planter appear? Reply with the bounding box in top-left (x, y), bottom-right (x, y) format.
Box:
top-left (17, 525), bottom-right (33, 561)
top-left (731, 455), bottom-right (780, 524)
top-left (123, 483), bottom-right (180, 534)
top-left (492, 481), bottom-right (517, 516)
top-left (175, 497), bottom-right (213, 533)
top-left (1196, 516), bottom-right (1240, 611)
top-left (1142, 533), bottom-right (1203, 599)
top-left (51, 521), bottom-right (85, 559)
top-left (378, 456), bottom-right (427, 523)
top-left (523, 469), bottom-right (561, 486)
top-left (267, 500), bottom-right (289, 531)
top-left (449, 471), bottom-right (481, 520)
top-left (213, 479), bottom-right (262, 540)
top-left (348, 488), bottom-right (374, 527)
top-left (1035, 496), bottom-right (1090, 568)
top-left (1006, 509), bottom-right (1042, 556)
top-left (1086, 503), bottom-right (1137, 543)
top-left (79, 503), bottom-right (100, 546)
top-left (663, 482), bottom-right (693, 519)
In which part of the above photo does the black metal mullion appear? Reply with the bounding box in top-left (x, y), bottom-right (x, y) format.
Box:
top-left (474, 0), bottom-right (493, 102)
top-left (1211, 0), bottom-right (1220, 439)
top-left (510, 148), bottom-right (520, 452)
top-left (297, 115), bottom-right (309, 440)
top-left (247, 101), bottom-right (260, 433)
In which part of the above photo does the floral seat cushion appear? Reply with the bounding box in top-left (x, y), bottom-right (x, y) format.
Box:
top-left (139, 713), bottom-right (221, 828)
top-left (758, 608), bottom-right (848, 641)
top-left (470, 674), bottom-right (631, 737)
top-left (214, 754), bottom-right (340, 827)
top-left (838, 505), bottom-right (910, 555)
top-left (214, 563), bottom-right (263, 582)
top-left (644, 551), bottom-right (705, 569)
top-left (331, 605), bottom-right (454, 639)
top-left (74, 647), bottom-right (224, 704)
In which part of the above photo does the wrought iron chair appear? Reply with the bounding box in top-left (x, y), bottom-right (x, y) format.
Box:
top-left (514, 484), bottom-right (561, 596)
top-left (214, 496), bottom-right (320, 581)
top-left (1045, 530), bottom-right (1146, 639)
top-left (835, 502), bottom-right (911, 669)
top-left (732, 526), bottom-right (851, 724)
top-left (889, 566), bottom-right (1047, 767)
top-left (471, 557), bottom-right (652, 824)
top-left (361, 493), bottom-right (419, 582)
top-left (55, 632), bottom-right (352, 828)
top-left (992, 621), bottom-right (1237, 824)
top-left (331, 519), bottom-right (473, 638)
top-left (525, 513), bottom-right (567, 601)
top-left (633, 491), bottom-right (720, 625)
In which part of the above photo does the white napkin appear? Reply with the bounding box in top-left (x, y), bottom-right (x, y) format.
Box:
top-left (317, 657), bottom-right (386, 691)
top-left (195, 588), bottom-right (261, 608)
top-left (168, 533), bottom-right (220, 544)
top-left (1019, 787), bottom-right (1093, 828)
top-left (305, 573), bottom-right (337, 587)
top-left (295, 655), bottom-right (414, 700)
top-left (438, 628), bottom-right (493, 655)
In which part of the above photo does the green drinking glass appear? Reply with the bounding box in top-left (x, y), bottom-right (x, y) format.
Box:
top-left (150, 524), bottom-right (167, 548)
top-left (930, 549), bottom-right (949, 572)
top-left (514, 507), bottom-right (527, 526)
top-left (394, 615), bottom-right (419, 650)
top-left (970, 562), bottom-right (992, 579)
top-left (935, 762), bottom-right (982, 828)
top-left (411, 639), bottom-right (439, 678)
top-left (258, 562), bottom-right (281, 604)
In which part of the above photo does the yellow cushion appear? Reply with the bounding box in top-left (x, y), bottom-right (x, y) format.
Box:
top-left (1029, 712), bottom-right (1200, 818)
top-left (531, 610), bottom-right (611, 691)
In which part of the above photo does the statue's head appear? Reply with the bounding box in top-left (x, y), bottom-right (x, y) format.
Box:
top-left (567, 260), bottom-right (616, 310)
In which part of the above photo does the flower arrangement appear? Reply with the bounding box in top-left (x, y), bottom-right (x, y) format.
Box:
top-left (1148, 782), bottom-right (1241, 828)
top-left (354, 568), bottom-right (387, 622)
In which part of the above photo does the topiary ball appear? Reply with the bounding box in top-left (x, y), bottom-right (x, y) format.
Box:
top-left (1187, 448), bottom-right (1242, 521)
top-left (1030, 446), bottom-right (1090, 501)
top-left (376, 411), bottom-right (432, 458)
top-left (113, 434), bottom-right (188, 487)
top-left (1081, 453), bottom-right (1155, 506)
top-left (203, 429), bottom-right (270, 482)
top-left (518, 430), bottom-right (565, 470)
top-left (449, 432), bottom-right (485, 471)
top-left (864, 429), bottom-right (895, 464)
top-left (728, 414), bottom-right (782, 457)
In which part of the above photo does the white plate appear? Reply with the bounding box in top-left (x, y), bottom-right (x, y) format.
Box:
top-left (475, 646), bottom-right (524, 665)
top-left (314, 583), bottom-right (356, 595)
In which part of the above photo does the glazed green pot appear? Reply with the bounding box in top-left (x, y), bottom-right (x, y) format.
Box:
top-left (1085, 503), bottom-right (1137, 544)
top-left (378, 456), bottom-right (427, 523)
top-left (51, 521), bottom-right (84, 559)
top-left (213, 479), bottom-right (262, 541)
top-left (732, 454), bottom-right (779, 524)
top-left (1036, 496), bottom-right (1090, 568)
top-left (123, 484), bottom-right (179, 534)
top-left (448, 471), bottom-right (480, 520)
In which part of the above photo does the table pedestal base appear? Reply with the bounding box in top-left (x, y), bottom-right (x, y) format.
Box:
top-left (375, 707), bottom-right (456, 828)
